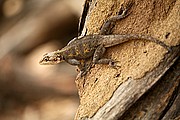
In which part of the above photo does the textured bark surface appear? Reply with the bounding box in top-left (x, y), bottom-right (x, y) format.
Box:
top-left (75, 0), bottom-right (180, 119)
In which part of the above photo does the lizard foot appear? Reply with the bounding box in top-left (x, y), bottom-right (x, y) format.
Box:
top-left (108, 60), bottom-right (121, 69)
top-left (77, 62), bottom-right (93, 77)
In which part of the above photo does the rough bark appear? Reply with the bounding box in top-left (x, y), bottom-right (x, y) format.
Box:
top-left (75, 0), bottom-right (180, 120)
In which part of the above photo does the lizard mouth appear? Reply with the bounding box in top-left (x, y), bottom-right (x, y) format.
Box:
top-left (39, 60), bottom-right (61, 65)
top-left (39, 57), bottom-right (61, 65)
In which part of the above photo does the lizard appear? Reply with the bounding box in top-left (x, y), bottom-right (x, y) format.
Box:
top-left (39, 2), bottom-right (171, 77)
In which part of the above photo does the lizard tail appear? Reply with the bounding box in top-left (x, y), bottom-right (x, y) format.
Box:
top-left (100, 34), bottom-right (171, 52)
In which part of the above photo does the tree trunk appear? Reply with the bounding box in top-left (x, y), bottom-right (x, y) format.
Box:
top-left (75, 0), bottom-right (180, 119)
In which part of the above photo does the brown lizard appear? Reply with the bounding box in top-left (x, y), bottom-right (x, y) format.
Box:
top-left (39, 3), bottom-right (171, 76)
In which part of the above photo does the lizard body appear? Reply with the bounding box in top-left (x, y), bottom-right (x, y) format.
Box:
top-left (39, 34), bottom-right (170, 75)
top-left (39, 2), bottom-right (171, 76)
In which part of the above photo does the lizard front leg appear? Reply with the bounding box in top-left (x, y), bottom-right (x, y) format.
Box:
top-left (66, 59), bottom-right (81, 66)
top-left (66, 59), bottom-right (92, 77)
top-left (66, 59), bottom-right (85, 71)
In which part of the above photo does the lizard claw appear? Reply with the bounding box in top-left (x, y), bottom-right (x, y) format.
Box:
top-left (76, 69), bottom-right (89, 78)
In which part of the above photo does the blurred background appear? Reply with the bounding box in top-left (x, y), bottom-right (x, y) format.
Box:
top-left (0, 0), bottom-right (84, 119)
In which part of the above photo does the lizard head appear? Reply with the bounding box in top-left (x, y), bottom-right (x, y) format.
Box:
top-left (39, 51), bottom-right (64, 65)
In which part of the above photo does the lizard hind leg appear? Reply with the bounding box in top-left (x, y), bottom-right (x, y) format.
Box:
top-left (100, 1), bottom-right (133, 35)
top-left (92, 45), bottom-right (118, 68)
top-left (92, 45), bottom-right (106, 64)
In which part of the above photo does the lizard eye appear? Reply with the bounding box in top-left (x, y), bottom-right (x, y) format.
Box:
top-left (44, 57), bottom-right (49, 61)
